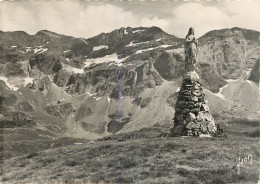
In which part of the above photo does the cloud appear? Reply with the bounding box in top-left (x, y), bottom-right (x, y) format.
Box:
top-left (0, 1), bottom-right (169, 38)
top-left (222, 2), bottom-right (260, 30)
top-left (166, 2), bottom-right (260, 38)
top-left (0, 1), bottom-right (259, 39)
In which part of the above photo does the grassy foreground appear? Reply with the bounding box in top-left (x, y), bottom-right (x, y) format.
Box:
top-left (1, 120), bottom-right (259, 184)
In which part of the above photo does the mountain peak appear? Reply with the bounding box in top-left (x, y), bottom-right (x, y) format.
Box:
top-left (148, 26), bottom-right (163, 32)
top-left (36, 30), bottom-right (62, 38)
top-left (199, 27), bottom-right (260, 41)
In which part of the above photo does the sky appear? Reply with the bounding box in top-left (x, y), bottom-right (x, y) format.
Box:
top-left (0, 1), bottom-right (260, 39)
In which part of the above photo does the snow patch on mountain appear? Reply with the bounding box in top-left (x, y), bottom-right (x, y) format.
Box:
top-left (23, 77), bottom-right (34, 86)
top-left (71, 68), bottom-right (84, 74)
top-left (213, 77), bottom-right (256, 101)
top-left (62, 63), bottom-right (84, 74)
top-left (246, 80), bottom-right (256, 87)
top-left (87, 92), bottom-right (97, 97)
top-left (132, 29), bottom-right (145, 33)
top-left (135, 45), bottom-right (172, 54)
top-left (206, 89), bottom-right (227, 101)
top-left (245, 70), bottom-right (251, 76)
top-left (34, 48), bottom-right (48, 54)
top-left (161, 45), bottom-right (173, 48)
top-left (245, 69), bottom-right (253, 80)
top-left (125, 41), bottom-right (149, 47)
top-left (85, 53), bottom-right (127, 67)
top-left (135, 46), bottom-right (160, 54)
top-left (25, 47), bottom-right (32, 53)
top-left (74, 143), bottom-right (83, 145)
top-left (213, 79), bottom-right (240, 100)
top-left (0, 76), bottom-right (19, 91)
top-left (215, 84), bottom-right (227, 100)
top-left (81, 39), bottom-right (88, 45)
top-left (19, 46), bottom-right (48, 54)
top-left (125, 42), bottom-right (135, 47)
top-left (96, 97), bottom-right (102, 101)
top-left (226, 79), bottom-right (237, 83)
top-left (93, 45), bottom-right (108, 51)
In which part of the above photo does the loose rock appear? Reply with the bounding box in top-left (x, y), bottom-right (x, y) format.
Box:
top-left (171, 71), bottom-right (217, 136)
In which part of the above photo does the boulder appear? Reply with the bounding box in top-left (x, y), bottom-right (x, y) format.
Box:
top-left (187, 130), bottom-right (193, 136)
top-left (207, 121), bottom-right (217, 134)
top-left (194, 102), bottom-right (202, 108)
top-left (176, 114), bottom-right (184, 121)
top-left (194, 82), bottom-right (201, 89)
top-left (180, 90), bottom-right (191, 96)
top-left (183, 85), bottom-right (193, 90)
top-left (197, 111), bottom-right (214, 122)
top-left (191, 96), bottom-right (199, 102)
top-left (186, 122), bottom-right (200, 129)
top-left (185, 112), bottom-right (196, 122)
top-left (177, 101), bottom-right (188, 108)
top-left (201, 104), bottom-right (209, 111)
top-left (188, 105), bottom-right (195, 109)
top-left (178, 95), bottom-right (190, 101)
top-left (182, 108), bottom-right (190, 114)
top-left (175, 107), bottom-right (181, 112)
top-left (194, 86), bottom-right (200, 90)
top-left (192, 90), bottom-right (202, 96)
top-left (184, 71), bottom-right (200, 80)
top-left (191, 107), bottom-right (200, 113)
top-left (188, 101), bottom-right (195, 105)
top-left (200, 122), bottom-right (208, 134)
top-left (198, 96), bottom-right (205, 102)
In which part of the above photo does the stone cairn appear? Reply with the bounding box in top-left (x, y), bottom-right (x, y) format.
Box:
top-left (171, 28), bottom-right (217, 136)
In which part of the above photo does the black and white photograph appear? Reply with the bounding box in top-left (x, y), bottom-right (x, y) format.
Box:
top-left (0, 0), bottom-right (259, 183)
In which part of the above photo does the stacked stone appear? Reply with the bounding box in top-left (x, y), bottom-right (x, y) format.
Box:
top-left (171, 71), bottom-right (217, 136)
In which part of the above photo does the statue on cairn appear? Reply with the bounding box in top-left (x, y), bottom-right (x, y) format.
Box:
top-left (170, 27), bottom-right (217, 137)
top-left (185, 27), bottom-right (198, 71)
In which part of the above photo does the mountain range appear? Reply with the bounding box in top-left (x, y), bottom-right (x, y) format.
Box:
top-left (0, 26), bottom-right (259, 158)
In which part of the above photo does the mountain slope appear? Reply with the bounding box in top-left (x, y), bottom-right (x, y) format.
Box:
top-left (0, 26), bottom-right (259, 143)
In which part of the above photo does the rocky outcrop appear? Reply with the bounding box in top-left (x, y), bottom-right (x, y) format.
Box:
top-left (248, 59), bottom-right (259, 84)
top-left (29, 55), bottom-right (62, 75)
top-left (0, 110), bottom-right (36, 128)
top-left (16, 101), bottom-right (35, 112)
top-left (53, 70), bottom-right (70, 87)
top-left (61, 61), bottom-right (162, 97)
top-left (154, 51), bottom-right (184, 80)
top-left (171, 71), bottom-right (217, 136)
